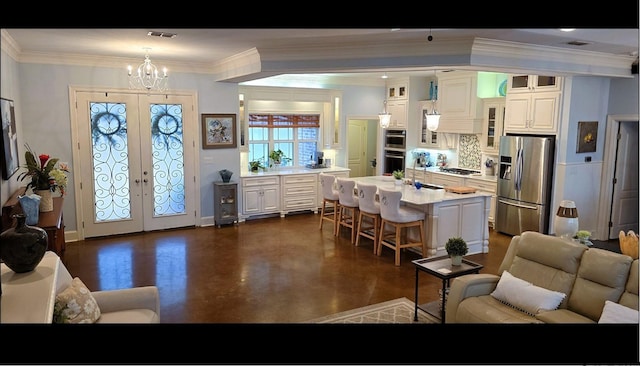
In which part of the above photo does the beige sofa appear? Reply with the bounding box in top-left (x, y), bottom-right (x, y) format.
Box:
top-left (56, 257), bottom-right (160, 323)
top-left (446, 231), bottom-right (639, 323)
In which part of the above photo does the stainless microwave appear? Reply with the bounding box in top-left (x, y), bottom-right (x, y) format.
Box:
top-left (384, 129), bottom-right (406, 149)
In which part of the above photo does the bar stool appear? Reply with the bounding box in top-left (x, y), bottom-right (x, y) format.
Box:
top-left (355, 182), bottom-right (381, 253)
top-left (377, 187), bottom-right (426, 266)
top-left (336, 178), bottom-right (359, 244)
top-left (318, 173), bottom-right (340, 235)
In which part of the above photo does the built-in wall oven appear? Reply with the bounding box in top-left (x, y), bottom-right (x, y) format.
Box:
top-left (384, 129), bottom-right (406, 174)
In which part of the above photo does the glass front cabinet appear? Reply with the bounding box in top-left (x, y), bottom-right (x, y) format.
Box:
top-left (213, 182), bottom-right (238, 227)
top-left (481, 97), bottom-right (506, 154)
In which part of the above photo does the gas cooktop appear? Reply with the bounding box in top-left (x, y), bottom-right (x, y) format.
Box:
top-left (439, 167), bottom-right (481, 175)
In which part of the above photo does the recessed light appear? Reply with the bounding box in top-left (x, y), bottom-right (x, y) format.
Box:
top-left (560, 29), bottom-right (576, 32)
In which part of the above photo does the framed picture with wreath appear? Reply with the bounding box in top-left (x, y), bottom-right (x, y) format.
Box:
top-left (201, 114), bottom-right (237, 149)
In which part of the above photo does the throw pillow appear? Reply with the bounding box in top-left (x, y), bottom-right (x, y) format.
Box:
top-left (53, 277), bottom-right (101, 323)
top-left (598, 300), bottom-right (640, 324)
top-left (490, 270), bottom-right (566, 316)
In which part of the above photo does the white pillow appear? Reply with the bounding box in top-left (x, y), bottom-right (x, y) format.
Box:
top-left (490, 270), bottom-right (566, 316)
top-left (598, 300), bottom-right (640, 324)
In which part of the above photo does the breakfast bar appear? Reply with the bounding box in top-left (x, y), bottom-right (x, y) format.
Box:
top-left (351, 176), bottom-right (491, 258)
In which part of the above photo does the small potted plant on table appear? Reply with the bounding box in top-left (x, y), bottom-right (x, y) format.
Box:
top-left (249, 159), bottom-right (265, 173)
top-left (268, 149), bottom-right (291, 168)
top-left (392, 169), bottom-right (404, 185)
top-left (445, 236), bottom-right (468, 266)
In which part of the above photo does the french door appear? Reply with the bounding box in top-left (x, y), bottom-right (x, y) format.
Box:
top-left (74, 90), bottom-right (197, 238)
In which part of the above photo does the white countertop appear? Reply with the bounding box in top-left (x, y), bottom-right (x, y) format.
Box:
top-left (350, 176), bottom-right (491, 206)
top-left (240, 166), bottom-right (350, 178)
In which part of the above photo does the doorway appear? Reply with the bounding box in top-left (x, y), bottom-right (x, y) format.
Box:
top-left (347, 118), bottom-right (378, 177)
top-left (71, 88), bottom-right (198, 239)
top-left (596, 115), bottom-right (639, 240)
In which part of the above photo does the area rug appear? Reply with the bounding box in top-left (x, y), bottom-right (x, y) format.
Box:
top-left (306, 297), bottom-right (438, 324)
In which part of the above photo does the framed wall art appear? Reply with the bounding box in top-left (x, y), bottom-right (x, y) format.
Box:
top-left (1, 97), bottom-right (20, 180)
top-left (201, 114), bottom-right (237, 149)
top-left (576, 121), bottom-right (598, 153)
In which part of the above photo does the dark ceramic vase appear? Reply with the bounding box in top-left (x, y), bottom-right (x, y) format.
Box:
top-left (0, 214), bottom-right (48, 273)
top-left (219, 169), bottom-right (233, 183)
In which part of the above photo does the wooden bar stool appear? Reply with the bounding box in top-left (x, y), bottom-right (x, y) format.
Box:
top-left (336, 178), bottom-right (359, 244)
top-left (377, 187), bottom-right (426, 266)
top-left (318, 173), bottom-right (340, 235)
top-left (355, 182), bottom-right (381, 253)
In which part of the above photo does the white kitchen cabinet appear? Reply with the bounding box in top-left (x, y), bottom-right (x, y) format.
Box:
top-left (386, 100), bottom-right (408, 129)
top-left (504, 91), bottom-right (560, 134)
top-left (281, 174), bottom-right (318, 216)
top-left (464, 177), bottom-right (497, 227)
top-left (324, 90), bottom-right (343, 149)
top-left (436, 71), bottom-right (483, 133)
top-left (481, 97), bottom-right (505, 154)
top-left (431, 173), bottom-right (464, 187)
top-left (507, 74), bottom-right (562, 94)
top-left (387, 79), bottom-right (408, 100)
top-left (241, 176), bottom-right (280, 218)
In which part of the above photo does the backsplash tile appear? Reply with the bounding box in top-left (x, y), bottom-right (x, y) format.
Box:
top-left (458, 134), bottom-right (481, 169)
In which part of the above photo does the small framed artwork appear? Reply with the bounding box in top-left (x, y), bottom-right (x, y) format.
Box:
top-left (576, 121), bottom-right (598, 153)
top-left (1, 97), bottom-right (20, 180)
top-left (201, 114), bottom-right (237, 149)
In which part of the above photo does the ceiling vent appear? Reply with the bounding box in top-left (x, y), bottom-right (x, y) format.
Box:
top-left (147, 31), bottom-right (177, 39)
top-left (566, 40), bottom-right (590, 46)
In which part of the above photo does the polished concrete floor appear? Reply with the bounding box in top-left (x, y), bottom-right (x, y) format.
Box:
top-left (64, 212), bottom-right (515, 323)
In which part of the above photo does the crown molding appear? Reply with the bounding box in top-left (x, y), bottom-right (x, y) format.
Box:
top-left (1, 29), bottom-right (20, 60)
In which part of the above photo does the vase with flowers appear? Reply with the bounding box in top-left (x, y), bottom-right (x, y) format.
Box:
top-left (17, 144), bottom-right (69, 212)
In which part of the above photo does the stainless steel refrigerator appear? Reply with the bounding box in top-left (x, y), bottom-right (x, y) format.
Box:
top-left (495, 135), bottom-right (555, 236)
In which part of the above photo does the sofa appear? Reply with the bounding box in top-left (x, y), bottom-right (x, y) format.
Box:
top-left (445, 231), bottom-right (639, 323)
top-left (55, 254), bottom-right (160, 323)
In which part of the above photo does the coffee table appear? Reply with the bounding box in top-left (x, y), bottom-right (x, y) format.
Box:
top-left (412, 256), bottom-right (483, 323)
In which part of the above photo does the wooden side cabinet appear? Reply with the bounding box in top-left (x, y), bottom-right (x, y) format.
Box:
top-left (213, 182), bottom-right (238, 227)
top-left (1, 187), bottom-right (65, 259)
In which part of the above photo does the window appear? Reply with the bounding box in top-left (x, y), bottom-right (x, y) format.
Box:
top-left (248, 114), bottom-right (320, 167)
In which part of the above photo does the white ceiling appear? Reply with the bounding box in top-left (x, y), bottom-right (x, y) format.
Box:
top-left (2, 28), bottom-right (639, 83)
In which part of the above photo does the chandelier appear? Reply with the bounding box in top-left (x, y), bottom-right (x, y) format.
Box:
top-left (127, 48), bottom-right (168, 92)
top-left (378, 100), bottom-right (391, 128)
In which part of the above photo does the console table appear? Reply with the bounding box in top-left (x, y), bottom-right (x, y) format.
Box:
top-left (1, 187), bottom-right (66, 259)
top-left (0, 251), bottom-right (62, 323)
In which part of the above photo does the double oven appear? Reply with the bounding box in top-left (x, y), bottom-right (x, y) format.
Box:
top-left (383, 129), bottom-right (406, 174)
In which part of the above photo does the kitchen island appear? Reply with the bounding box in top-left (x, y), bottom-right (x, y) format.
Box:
top-left (351, 176), bottom-right (491, 258)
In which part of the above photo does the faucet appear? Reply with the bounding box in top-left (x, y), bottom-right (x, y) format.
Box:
top-left (412, 157), bottom-right (417, 186)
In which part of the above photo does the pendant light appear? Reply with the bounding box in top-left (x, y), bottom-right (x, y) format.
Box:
top-left (379, 100), bottom-right (391, 128)
top-left (425, 70), bottom-right (440, 131)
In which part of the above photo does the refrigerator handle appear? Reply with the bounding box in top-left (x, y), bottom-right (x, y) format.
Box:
top-left (514, 148), bottom-right (523, 191)
top-left (499, 199), bottom-right (538, 210)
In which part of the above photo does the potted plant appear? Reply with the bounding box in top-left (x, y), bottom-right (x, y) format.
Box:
top-left (392, 169), bottom-right (404, 185)
top-left (268, 149), bottom-right (291, 168)
top-left (249, 159), bottom-right (265, 173)
top-left (445, 236), bottom-right (468, 266)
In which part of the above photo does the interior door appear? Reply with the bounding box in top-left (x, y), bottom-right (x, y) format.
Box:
top-left (347, 120), bottom-right (367, 177)
top-left (610, 121), bottom-right (639, 238)
top-left (75, 91), bottom-right (197, 238)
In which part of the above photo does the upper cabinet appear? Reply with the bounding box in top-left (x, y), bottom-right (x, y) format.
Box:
top-left (507, 74), bottom-right (562, 94)
top-left (436, 71), bottom-right (507, 134)
top-left (481, 97), bottom-right (505, 154)
top-left (385, 76), bottom-right (429, 132)
top-left (387, 80), bottom-right (409, 101)
top-left (504, 74), bottom-right (563, 134)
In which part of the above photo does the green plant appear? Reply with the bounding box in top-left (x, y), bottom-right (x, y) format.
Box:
top-left (268, 149), bottom-right (291, 166)
top-left (445, 237), bottom-right (468, 256)
top-left (392, 169), bottom-right (404, 179)
top-left (17, 144), bottom-right (70, 195)
top-left (249, 159), bottom-right (265, 172)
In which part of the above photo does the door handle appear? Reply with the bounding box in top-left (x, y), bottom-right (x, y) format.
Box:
top-left (143, 179), bottom-right (148, 183)
top-left (498, 199), bottom-right (537, 210)
top-left (135, 179), bottom-right (141, 183)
